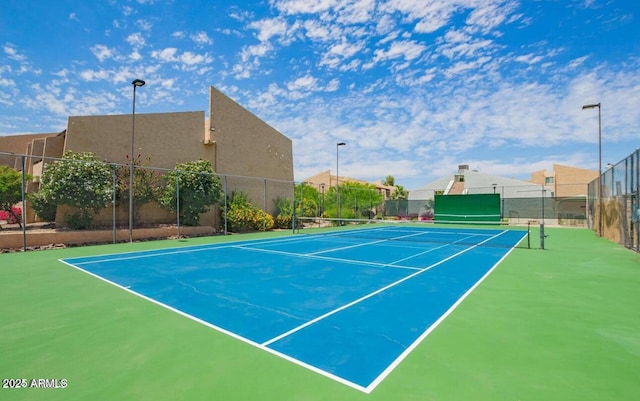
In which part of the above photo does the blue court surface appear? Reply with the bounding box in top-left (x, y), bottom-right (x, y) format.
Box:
top-left (60, 225), bottom-right (526, 393)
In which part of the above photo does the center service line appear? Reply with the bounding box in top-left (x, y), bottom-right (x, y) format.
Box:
top-left (260, 230), bottom-right (508, 347)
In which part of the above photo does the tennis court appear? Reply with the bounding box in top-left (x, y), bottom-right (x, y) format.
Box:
top-left (2, 225), bottom-right (639, 401)
top-left (59, 225), bottom-right (526, 392)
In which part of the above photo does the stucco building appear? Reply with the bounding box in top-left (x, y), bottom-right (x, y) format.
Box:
top-left (303, 170), bottom-right (396, 199)
top-left (0, 86), bottom-right (294, 227)
top-left (530, 164), bottom-right (598, 197)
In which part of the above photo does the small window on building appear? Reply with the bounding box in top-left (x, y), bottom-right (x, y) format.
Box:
top-left (545, 177), bottom-right (554, 184)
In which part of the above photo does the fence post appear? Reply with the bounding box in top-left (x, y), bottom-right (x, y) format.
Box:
top-left (292, 181), bottom-right (296, 234)
top-left (21, 155), bottom-right (26, 252)
top-left (176, 170), bottom-right (180, 237)
top-left (112, 164), bottom-right (117, 244)
top-left (264, 179), bottom-right (267, 232)
top-left (223, 175), bottom-right (228, 234)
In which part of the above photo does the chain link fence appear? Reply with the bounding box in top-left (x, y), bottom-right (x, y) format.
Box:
top-left (391, 184), bottom-right (589, 226)
top-left (588, 148), bottom-right (639, 251)
top-left (0, 152), bottom-right (294, 250)
top-left (4, 151), bottom-right (618, 251)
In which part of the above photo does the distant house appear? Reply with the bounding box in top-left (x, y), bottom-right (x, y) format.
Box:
top-left (409, 165), bottom-right (552, 200)
top-left (530, 164), bottom-right (598, 197)
top-left (407, 164), bottom-right (596, 225)
top-left (0, 86), bottom-right (294, 227)
top-left (303, 170), bottom-right (396, 200)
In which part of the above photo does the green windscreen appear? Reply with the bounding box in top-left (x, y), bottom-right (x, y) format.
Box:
top-left (434, 194), bottom-right (501, 222)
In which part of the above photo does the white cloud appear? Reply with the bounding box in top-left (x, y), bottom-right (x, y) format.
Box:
top-left (373, 40), bottom-right (427, 63)
top-left (4, 43), bottom-right (26, 62)
top-left (466, 1), bottom-right (518, 34)
top-left (0, 78), bottom-right (16, 87)
top-left (90, 44), bottom-right (116, 62)
top-left (271, 0), bottom-right (337, 15)
top-left (249, 17), bottom-right (289, 42)
top-left (136, 19), bottom-right (153, 31)
top-left (320, 40), bottom-right (365, 68)
top-left (515, 53), bottom-right (544, 64)
top-left (151, 47), bottom-right (178, 62)
top-left (129, 50), bottom-right (142, 61)
top-left (191, 31), bottom-right (213, 46)
top-left (179, 51), bottom-right (212, 65)
top-left (126, 32), bottom-right (146, 48)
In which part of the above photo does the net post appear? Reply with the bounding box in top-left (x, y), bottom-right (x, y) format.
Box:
top-left (540, 223), bottom-right (545, 250)
top-left (527, 220), bottom-right (531, 249)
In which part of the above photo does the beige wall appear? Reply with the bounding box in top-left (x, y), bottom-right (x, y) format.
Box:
top-left (65, 111), bottom-right (212, 169)
top-left (209, 86), bottom-right (293, 181)
top-left (209, 86), bottom-right (294, 212)
top-left (531, 164), bottom-right (597, 197)
top-left (0, 132), bottom-right (60, 169)
top-left (1, 86), bottom-right (296, 226)
top-left (553, 164), bottom-right (598, 197)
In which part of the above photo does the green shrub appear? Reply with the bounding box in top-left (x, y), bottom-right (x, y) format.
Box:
top-left (274, 214), bottom-right (293, 229)
top-left (35, 151), bottom-right (113, 229)
top-left (29, 191), bottom-right (57, 222)
top-left (159, 159), bottom-right (222, 226)
top-left (65, 212), bottom-right (93, 230)
top-left (223, 191), bottom-right (274, 232)
top-left (253, 209), bottom-right (274, 231)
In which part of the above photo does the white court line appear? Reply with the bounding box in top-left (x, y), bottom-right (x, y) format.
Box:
top-left (231, 244), bottom-right (422, 271)
top-left (67, 234), bottom-right (328, 265)
top-left (260, 230), bottom-right (508, 348)
top-left (60, 228), bottom-right (516, 394)
top-left (388, 233), bottom-right (480, 265)
top-left (304, 230), bottom-right (437, 256)
top-left (232, 229), bottom-right (484, 272)
top-left (57, 258), bottom-right (370, 393)
top-left (365, 230), bottom-right (521, 393)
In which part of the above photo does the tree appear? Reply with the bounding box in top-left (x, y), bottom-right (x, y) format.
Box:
top-left (391, 184), bottom-right (409, 200)
top-left (159, 159), bottom-right (222, 226)
top-left (295, 183), bottom-right (319, 218)
top-left (0, 166), bottom-right (28, 228)
top-left (383, 175), bottom-right (409, 200)
top-left (38, 151), bottom-right (113, 228)
top-left (323, 182), bottom-right (384, 219)
top-left (115, 154), bottom-right (162, 226)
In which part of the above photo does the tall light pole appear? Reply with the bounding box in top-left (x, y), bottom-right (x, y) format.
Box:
top-left (129, 78), bottom-right (145, 242)
top-left (336, 142), bottom-right (346, 224)
top-left (582, 102), bottom-right (602, 236)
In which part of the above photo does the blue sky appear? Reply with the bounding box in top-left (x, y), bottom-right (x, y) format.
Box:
top-left (1, 0), bottom-right (638, 190)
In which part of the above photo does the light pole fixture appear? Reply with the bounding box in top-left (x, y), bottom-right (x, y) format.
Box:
top-left (129, 78), bottom-right (146, 242)
top-left (582, 102), bottom-right (602, 236)
top-left (336, 142), bottom-right (346, 224)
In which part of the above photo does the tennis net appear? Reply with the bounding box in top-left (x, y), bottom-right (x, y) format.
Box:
top-left (294, 217), bottom-right (534, 249)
